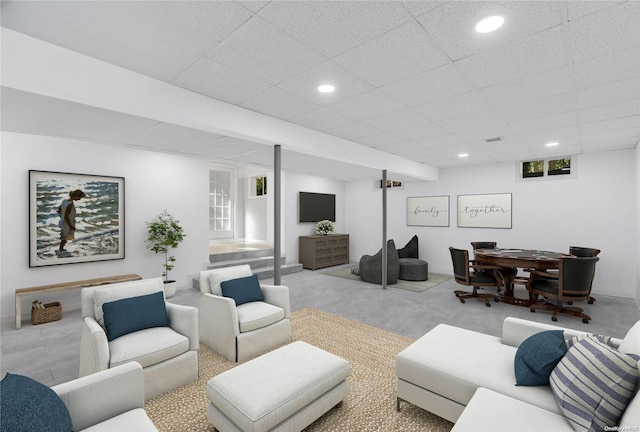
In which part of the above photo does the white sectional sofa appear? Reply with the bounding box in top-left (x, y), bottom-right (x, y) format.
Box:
top-left (396, 317), bottom-right (640, 431)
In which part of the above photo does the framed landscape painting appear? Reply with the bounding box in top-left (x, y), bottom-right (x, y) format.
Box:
top-left (457, 193), bottom-right (512, 229)
top-left (29, 170), bottom-right (125, 267)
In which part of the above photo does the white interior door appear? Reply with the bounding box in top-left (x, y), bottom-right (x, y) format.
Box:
top-left (209, 169), bottom-right (234, 239)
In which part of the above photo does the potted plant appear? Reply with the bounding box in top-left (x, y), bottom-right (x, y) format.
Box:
top-left (145, 210), bottom-right (186, 298)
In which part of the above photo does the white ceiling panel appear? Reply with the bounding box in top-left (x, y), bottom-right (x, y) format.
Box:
top-left (205, 16), bottom-right (325, 86)
top-left (258, 1), bottom-right (412, 58)
top-left (418, 1), bottom-right (562, 61)
top-left (171, 57), bottom-right (270, 105)
top-left (333, 22), bottom-right (448, 87)
top-left (1, 1), bottom-right (639, 180)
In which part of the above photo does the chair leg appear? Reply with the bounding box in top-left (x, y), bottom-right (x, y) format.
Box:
top-left (454, 286), bottom-right (497, 307)
top-left (529, 299), bottom-right (590, 323)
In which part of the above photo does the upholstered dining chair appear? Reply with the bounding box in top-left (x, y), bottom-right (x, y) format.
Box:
top-left (199, 265), bottom-right (291, 362)
top-left (570, 246), bottom-right (600, 304)
top-left (449, 247), bottom-right (504, 307)
top-left (79, 277), bottom-right (199, 400)
top-left (525, 256), bottom-right (599, 323)
top-left (470, 241), bottom-right (518, 286)
top-left (470, 241), bottom-right (497, 251)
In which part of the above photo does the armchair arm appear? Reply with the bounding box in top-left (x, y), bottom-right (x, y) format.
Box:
top-left (79, 317), bottom-right (110, 377)
top-left (261, 284), bottom-right (291, 318)
top-left (53, 362), bottom-right (145, 431)
top-left (199, 293), bottom-right (239, 361)
top-left (502, 317), bottom-right (594, 348)
top-left (166, 302), bottom-right (199, 351)
top-left (526, 268), bottom-right (559, 279)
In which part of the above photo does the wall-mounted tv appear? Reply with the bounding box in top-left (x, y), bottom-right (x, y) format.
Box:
top-left (299, 192), bottom-right (336, 223)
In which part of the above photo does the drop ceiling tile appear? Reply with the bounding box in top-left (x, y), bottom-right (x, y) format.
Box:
top-left (570, 2), bottom-right (640, 63)
top-left (241, 87), bottom-right (319, 120)
top-left (581, 136), bottom-right (637, 151)
top-left (333, 22), bottom-right (448, 87)
top-left (579, 100), bottom-right (640, 124)
top-left (392, 122), bottom-right (450, 141)
top-left (172, 57), bottom-right (271, 105)
top-left (324, 121), bottom-right (383, 141)
top-left (414, 91), bottom-right (492, 122)
top-left (517, 126), bottom-right (581, 146)
top-left (455, 26), bottom-right (568, 89)
top-left (510, 111), bottom-right (579, 134)
top-left (401, 1), bottom-right (448, 18)
top-left (287, 108), bottom-right (354, 132)
top-left (438, 110), bottom-right (511, 134)
top-left (206, 16), bottom-right (325, 86)
top-left (574, 46), bottom-right (640, 90)
top-left (418, 1), bottom-right (562, 61)
top-left (326, 90), bottom-right (405, 121)
top-left (356, 133), bottom-right (406, 150)
top-left (576, 78), bottom-right (640, 109)
top-left (581, 125), bottom-right (640, 144)
top-left (530, 144), bottom-right (584, 158)
top-left (580, 115), bottom-right (640, 135)
top-left (236, 1), bottom-right (270, 14)
top-left (379, 63), bottom-right (475, 107)
top-left (565, 1), bottom-right (624, 20)
top-left (480, 66), bottom-right (574, 108)
top-left (257, 1), bottom-right (412, 57)
top-left (362, 108), bottom-right (429, 133)
top-left (2, 1), bottom-right (253, 82)
top-left (497, 92), bottom-right (577, 123)
top-left (454, 123), bottom-right (517, 143)
top-left (277, 61), bottom-right (373, 105)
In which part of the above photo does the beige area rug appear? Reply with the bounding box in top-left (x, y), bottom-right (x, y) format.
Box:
top-left (145, 308), bottom-right (453, 432)
top-left (319, 264), bottom-right (452, 293)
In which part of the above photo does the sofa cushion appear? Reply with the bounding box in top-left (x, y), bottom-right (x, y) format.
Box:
top-left (109, 326), bottom-right (189, 368)
top-left (103, 292), bottom-right (168, 341)
top-left (236, 301), bottom-right (285, 333)
top-left (398, 235), bottom-right (419, 259)
top-left (0, 372), bottom-right (72, 432)
top-left (81, 408), bottom-right (158, 432)
top-left (618, 321), bottom-right (640, 356)
top-left (514, 330), bottom-right (567, 386)
top-left (93, 279), bottom-right (162, 327)
top-left (221, 275), bottom-right (264, 306)
top-left (550, 335), bottom-right (640, 432)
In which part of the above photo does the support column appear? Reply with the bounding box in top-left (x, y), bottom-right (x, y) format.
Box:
top-left (274, 145), bottom-right (282, 285)
top-left (382, 169), bottom-right (387, 290)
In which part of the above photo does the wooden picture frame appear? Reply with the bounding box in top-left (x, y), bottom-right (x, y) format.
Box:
top-left (29, 170), bottom-right (125, 267)
top-left (406, 196), bottom-right (450, 227)
top-left (457, 193), bottom-right (512, 229)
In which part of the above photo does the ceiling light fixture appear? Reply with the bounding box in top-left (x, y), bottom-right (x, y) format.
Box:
top-left (475, 15), bottom-right (505, 33)
top-left (459, 153), bottom-right (469, 158)
top-left (317, 84), bottom-right (335, 94)
top-left (545, 141), bottom-right (559, 147)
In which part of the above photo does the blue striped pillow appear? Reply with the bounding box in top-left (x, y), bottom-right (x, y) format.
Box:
top-left (550, 335), bottom-right (640, 432)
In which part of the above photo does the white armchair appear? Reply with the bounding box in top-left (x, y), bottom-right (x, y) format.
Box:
top-left (79, 277), bottom-right (199, 400)
top-left (199, 265), bottom-right (291, 362)
top-left (53, 362), bottom-right (157, 431)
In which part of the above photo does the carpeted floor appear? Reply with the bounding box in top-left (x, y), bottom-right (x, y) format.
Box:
top-left (319, 264), bottom-right (452, 293)
top-left (145, 308), bottom-right (454, 431)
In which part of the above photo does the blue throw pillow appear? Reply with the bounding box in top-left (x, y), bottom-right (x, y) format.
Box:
top-left (102, 291), bottom-right (168, 341)
top-left (221, 275), bottom-right (264, 306)
top-left (0, 372), bottom-right (72, 432)
top-left (514, 330), bottom-right (567, 386)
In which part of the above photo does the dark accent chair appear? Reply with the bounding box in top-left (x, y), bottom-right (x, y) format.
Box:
top-left (397, 235), bottom-right (429, 281)
top-left (470, 241), bottom-right (496, 251)
top-left (525, 256), bottom-right (599, 323)
top-left (470, 241), bottom-right (517, 288)
top-left (449, 247), bottom-right (504, 307)
top-left (359, 240), bottom-right (399, 285)
top-left (570, 246), bottom-right (600, 304)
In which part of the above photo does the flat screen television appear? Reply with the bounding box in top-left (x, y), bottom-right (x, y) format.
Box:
top-left (299, 192), bottom-right (335, 223)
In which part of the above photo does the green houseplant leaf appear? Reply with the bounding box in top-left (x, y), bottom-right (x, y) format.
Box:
top-left (145, 210), bottom-right (186, 283)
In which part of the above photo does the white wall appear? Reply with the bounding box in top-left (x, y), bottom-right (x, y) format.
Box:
top-left (283, 172), bottom-right (346, 264)
top-left (345, 149), bottom-right (637, 299)
top-left (1, 132), bottom-right (209, 324)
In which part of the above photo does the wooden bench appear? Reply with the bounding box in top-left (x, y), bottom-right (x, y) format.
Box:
top-left (15, 274), bottom-right (142, 329)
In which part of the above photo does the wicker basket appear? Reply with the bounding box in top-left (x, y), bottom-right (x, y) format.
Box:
top-left (31, 302), bottom-right (62, 325)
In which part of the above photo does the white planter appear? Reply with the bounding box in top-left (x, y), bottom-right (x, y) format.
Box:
top-left (163, 281), bottom-right (177, 299)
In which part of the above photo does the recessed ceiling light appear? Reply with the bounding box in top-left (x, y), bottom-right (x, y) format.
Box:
top-left (317, 84), bottom-right (335, 94)
top-left (475, 15), bottom-right (505, 33)
top-left (545, 142), bottom-right (559, 147)
top-left (459, 153), bottom-right (469, 158)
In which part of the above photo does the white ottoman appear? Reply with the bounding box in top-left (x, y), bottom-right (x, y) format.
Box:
top-left (206, 341), bottom-right (351, 432)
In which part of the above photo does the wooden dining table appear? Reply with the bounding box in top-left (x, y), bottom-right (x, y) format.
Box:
top-left (473, 248), bottom-right (570, 306)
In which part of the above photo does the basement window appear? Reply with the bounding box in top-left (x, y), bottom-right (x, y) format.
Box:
top-left (377, 180), bottom-right (404, 189)
top-left (250, 176), bottom-right (267, 197)
top-left (521, 157), bottom-right (571, 179)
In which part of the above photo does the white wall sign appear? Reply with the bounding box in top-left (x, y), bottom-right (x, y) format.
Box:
top-left (457, 193), bottom-right (512, 229)
top-left (406, 196), bottom-right (450, 227)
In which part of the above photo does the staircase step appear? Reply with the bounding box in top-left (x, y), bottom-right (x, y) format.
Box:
top-left (207, 256), bottom-right (285, 271)
top-left (209, 248), bottom-right (274, 263)
top-left (192, 263), bottom-right (304, 291)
